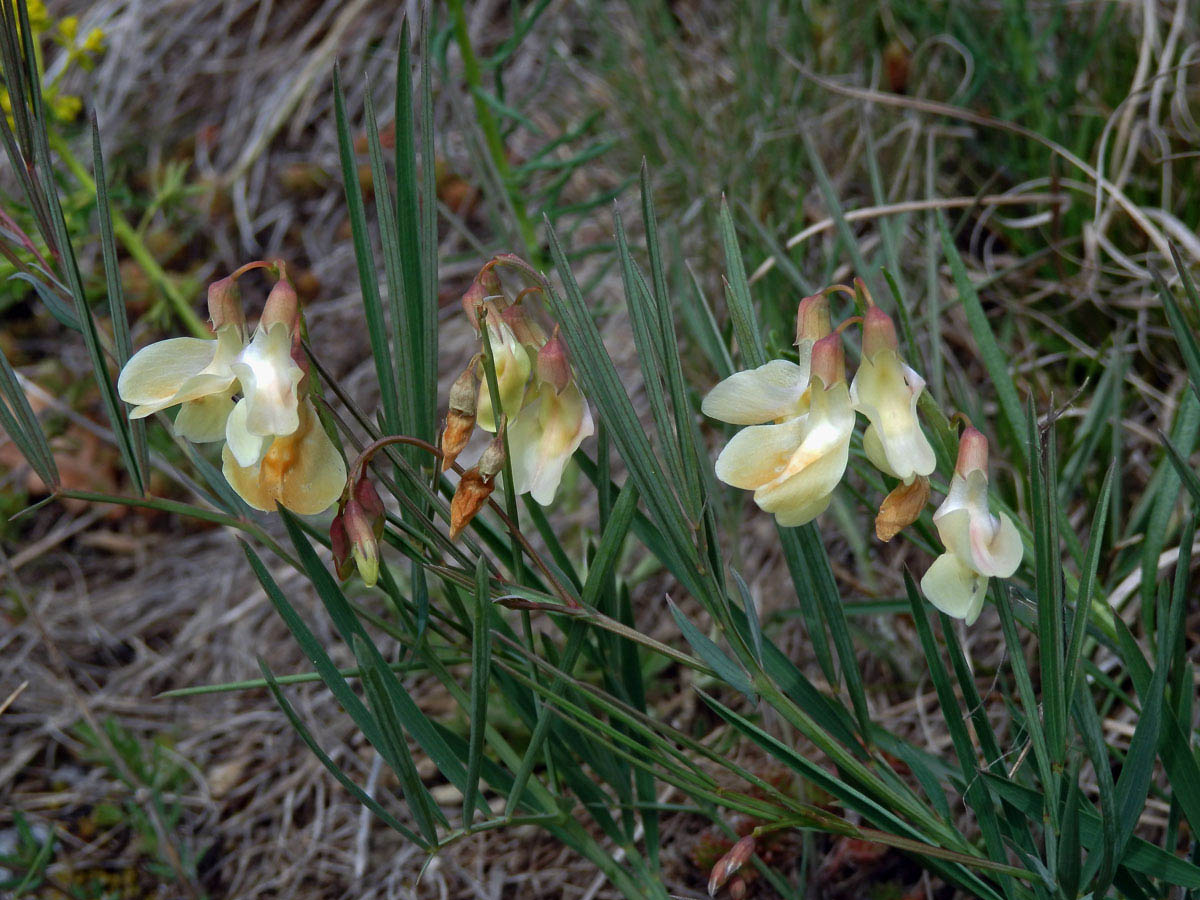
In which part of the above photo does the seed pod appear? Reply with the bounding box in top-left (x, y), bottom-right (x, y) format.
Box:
top-left (875, 475), bottom-right (930, 542)
top-left (441, 364), bottom-right (479, 471)
top-left (449, 468), bottom-right (494, 540)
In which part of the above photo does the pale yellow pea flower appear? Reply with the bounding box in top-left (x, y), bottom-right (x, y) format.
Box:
top-left (476, 313), bottom-right (531, 432)
top-left (117, 279), bottom-right (246, 443)
top-left (920, 427), bottom-right (1023, 623)
top-left (850, 305), bottom-right (935, 484)
top-left (708, 328), bottom-right (854, 527)
top-left (507, 330), bottom-right (594, 505)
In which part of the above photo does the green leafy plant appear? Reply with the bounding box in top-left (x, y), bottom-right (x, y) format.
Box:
top-left (4, 3), bottom-right (1200, 898)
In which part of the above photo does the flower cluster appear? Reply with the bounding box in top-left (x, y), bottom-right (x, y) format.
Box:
top-left (704, 290), bottom-right (932, 530)
top-left (703, 284), bottom-right (1022, 622)
top-left (0, 2), bottom-right (105, 125)
top-left (118, 262), bottom-right (345, 516)
top-left (441, 258), bottom-right (594, 538)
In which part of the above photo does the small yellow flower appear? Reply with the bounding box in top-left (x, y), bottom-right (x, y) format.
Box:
top-left (920, 427), bottom-right (1023, 623)
top-left (49, 92), bottom-right (82, 122)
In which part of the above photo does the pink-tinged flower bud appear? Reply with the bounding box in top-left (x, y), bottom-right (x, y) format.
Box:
top-left (441, 364), bottom-right (479, 472)
top-left (536, 327), bottom-right (571, 394)
top-left (477, 422), bottom-right (507, 480)
top-left (261, 272), bottom-right (299, 331)
top-left (708, 835), bottom-right (755, 897)
top-left (344, 500), bottom-right (379, 587)
top-left (330, 511), bottom-right (354, 580)
top-left (956, 426), bottom-right (989, 476)
top-left (462, 266), bottom-right (502, 329)
top-left (500, 302), bottom-right (544, 347)
top-left (207, 275), bottom-right (245, 333)
top-left (795, 293), bottom-right (831, 345)
top-left (861, 305), bottom-right (899, 358)
top-left (809, 332), bottom-right (845, 386)
top-left (354, 476), bottom-right (385, 531)
top-left (331, 475), bottom-right (385, 586)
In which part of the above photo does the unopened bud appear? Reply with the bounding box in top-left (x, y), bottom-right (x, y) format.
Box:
top-left (344, 500), bottom-right (380, 588)
top-left (809, 332), bottom-right (845, 386)
top-left (956, 426), bottom-right (989, 476)
top-left (207, 275), bottom-right (244, 333)
top-left (875, 475), bottom-right (930, 541)
top-left (861, 305), bottom-right (899, 358)
top-left (477, 423), bottom-right (507, 480)
top-left (262, 271), bottom-right (299, 330)
top-left (499, 302), bottom-right (538, 346)
top-left (330, 512), bottom-right (354, 580)
top-left (449, 467), bottom-right (495, 540)
top-left (442, 364), bottom-right (480, 472)
top-left (537, 327), bottom-right (571, 393)
top-left (795, 293), bottom-right (831, 345)
top-left (708, 835), bottom-right (755, 897)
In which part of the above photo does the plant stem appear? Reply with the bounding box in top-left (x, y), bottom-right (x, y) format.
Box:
top-left (48, 131), bottom-right (209, 337)
top-left (446, 0), bottom-right (540, 262)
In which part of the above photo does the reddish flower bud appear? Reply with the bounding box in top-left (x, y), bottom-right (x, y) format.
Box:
top-left (809, 332), bottom-right (846, 386)
top-left (708, 835), bottom-right (755, 897)
top-left (795, 293), bottom-right (831, 345)
top-left (261, 272), bottom-right (299, 330)
top-left (330, 511), bottom-right (354, 580)
top-left (207, 275), bottom-right (244, 333)
top-left (861, 305), bottom-right (899, 358)
top-left (503, 302), bottom-right (550, 349)
top-left (537, 327), bottom-right (571, 394)
top-left (956, 426), bottom-right (989, 476)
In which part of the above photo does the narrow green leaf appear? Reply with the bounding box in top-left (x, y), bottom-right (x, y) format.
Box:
top-left (938, 212), bottom-right (1026, 462)
top-left (354, 634), bottom-right (445, 841)
top-left (462, 558), bottom-right (492, 825)
top-left (982, 773), bottom-right (1200, 888)
top-left (1162, 434), bottom-right (1200, 505)
top-left (0, 343), bottom-right (57, 488)
top-left (667, 598), bottom-right (755, 702)
top-left (277, 510), bottom-right (469, 790)
top-left (332, 64), bottom-right (400, 434)
top-left (1063, 463), bottom-right (1113, 704)
top-left (92, 120), bottom-right (147, 493)
top-left (257, 658), bottom-right (424, 844)
top-left (905, 573), bottom-right (1013, 899)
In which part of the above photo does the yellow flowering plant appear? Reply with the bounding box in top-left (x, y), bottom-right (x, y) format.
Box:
top-left (8, 8), bottom-right (1199, 897)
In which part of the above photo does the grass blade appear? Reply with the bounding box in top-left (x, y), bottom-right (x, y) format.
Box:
top-left (332, 64), bottom-right (400, 435)
top-left (462, 558), bottom-right (492, 825)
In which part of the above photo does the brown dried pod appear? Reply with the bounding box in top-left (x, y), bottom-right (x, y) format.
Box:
top-left (875, 475), bottom-right (930, 542)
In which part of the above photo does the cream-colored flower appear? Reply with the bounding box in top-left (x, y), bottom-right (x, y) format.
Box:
top-left (920, 427), bottom-right (1022, 623)
top-left (225, 320), bottom-right (305, 467)
top-left (509, 379), bottom-right (594, 505)
top-left (850, 306), bottom-right (935, 483)
top-left (222, 397), bottom-right (346, 515)
top-left (118, 323), bottom-right (244, 443)
top-left (710, 332), bottom-right (853, 527)
top-left (476, 314), bottom-right (531, 431)
top-left (702, 294), bottom-right (830, 426)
